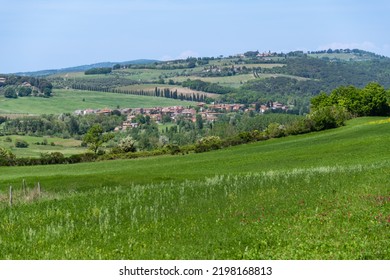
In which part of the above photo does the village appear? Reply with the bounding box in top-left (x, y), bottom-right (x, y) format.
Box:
top-left (73, 101), bottom-right (290, 131)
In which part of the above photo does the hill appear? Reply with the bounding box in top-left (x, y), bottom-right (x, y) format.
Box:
top-left (41, 48), bottom-right (390, 114)
top-left (0, 89), bottom-right (194, 115)
top-left (12, 59), bottom-right (159, 77)
top-left (1, 117), bottom-right (389, 259)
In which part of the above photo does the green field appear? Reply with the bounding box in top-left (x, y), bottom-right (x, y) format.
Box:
top-left (0, 135), bottom-right (86, 157)
top-left (0, 89), bottom-right (195, 115)
top-left (170, 73), bottom-right (311, 88)
top-left (0, 117), bottom-right (389, 259)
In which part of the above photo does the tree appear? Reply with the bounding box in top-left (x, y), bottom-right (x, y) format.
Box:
top-left (195, 114), bottom-right (203, 130)
top-left (15, 139), bottom-right (29, 148)
top-left (83, 124), bottom-right (114, 154)
top-left (308, 105), bottom-right (349, 131)
top-left (0, 147), bottom-right (15, 166)
top-left (361, 82), bottom-right (390, 116)
top-left (4, 87), bottom-right (17, 98)
top-left (118, 136), bottom-right (137, 153)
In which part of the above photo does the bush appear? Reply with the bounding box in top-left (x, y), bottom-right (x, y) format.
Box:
top-left (265, 123), bottom-right (286, 138)
top-left (0, 147), bottom-right (16, 166)
top-left (118, 136), bottom-right (137, 153)
top-left (40, 152), bottom-right (65, 164)
top-left (195, 136), bottom-right (222, 153)
top-left (15, 139), bottom-right (29, 148)
top-left (308, 106), bottom-right (350, 131)
top-left (4, 87), bottom-right (17, 98)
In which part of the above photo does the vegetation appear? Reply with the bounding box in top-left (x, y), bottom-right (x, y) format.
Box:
top-left (0, 75), bottom-right (53, 98)
top-left (311, 82), bottom-right (390, 117)
top-left (0, 117), bottom-right (389, 259)
top-left (83, 124), bottom-right (114, 154)
top-left (84, 67), bottom-right (112, 75)
top-left (181, 79), bottom-right (233, 94)
top-left (0, 89), bottom-right (194, 115)
top-left (0, 49), bottom-right (389, 259)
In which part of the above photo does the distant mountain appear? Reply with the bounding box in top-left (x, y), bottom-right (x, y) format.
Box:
top-left (13, 59), bottom-right (159, 77)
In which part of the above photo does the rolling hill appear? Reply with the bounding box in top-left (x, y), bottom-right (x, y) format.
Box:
top-left (1, 117), bottom-right (389, 259)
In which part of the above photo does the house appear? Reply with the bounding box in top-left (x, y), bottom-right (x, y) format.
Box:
top-left (0, 77), bottom-right (6, 84)
top-left (181, 108), bottom-right (196, 118)
top-left (122, 121), bottom-right (139, 130)
top-left (120, 108), bottom-right (132, 115)
top-left (260, 105), bottom-right (268, 113)
top-left (97, 108), bottom-right (112, 115)
top-left (22, 82), bottom-right (32, 87)
top-left (84, 109), bottom-right (95, 115)
top-left (74, 110), bottom-right (84, 116)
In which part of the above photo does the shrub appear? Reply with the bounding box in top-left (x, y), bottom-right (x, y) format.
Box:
top-left (15, 139), bottom-right (29, 148)
top-left (308, 106), bottom-right (350, 131)
top-left (118, 136), bottom-right (137, 153)
top-left (265, 123), bottom-right (286, 138)
top-left (40, 152), bottom-right (65, 164)
top-left (0, 147), bottom-right (16, 166)
top-left (195, 136), bottom-right (222, 153)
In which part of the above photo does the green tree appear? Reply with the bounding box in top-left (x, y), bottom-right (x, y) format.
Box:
top-left (308, 106), bottom-right (349, 131)
top-left (0, 147), bottom-right (15, 165)
top-left (4, 87), bottom-right (17, 98)
top-left (15, 139), bottom-right (29, 148)
top-left (361, 82), bottom-right (390, 116)
top-left (118, 136), bottom-right (137, 153)
top-left (195, 114), bottom-right (203, 130)
top-left (83, 124), bottom-right (114, 154)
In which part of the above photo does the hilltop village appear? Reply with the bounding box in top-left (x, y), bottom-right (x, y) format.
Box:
top-left (73, 101), bottom-right (290, 131)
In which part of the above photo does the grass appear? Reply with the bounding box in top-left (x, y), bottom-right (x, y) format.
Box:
top-left (0, 117), bottom-right (389, 259)
top-left (170, 73), bottom-right (311, 88)
top-left (115, 84), bottom-right (220, 98)
top-left (0, 89), bottom-right (195, 115)
top-left (0, 135), bottom-right (86, 157)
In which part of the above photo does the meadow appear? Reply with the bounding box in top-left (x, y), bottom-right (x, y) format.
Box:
top-left (0, 89), bottom-right (194, 115)
top-left (0, 117), bottom-right (389, 259)
top-left (0, 135), bottom-right (86, 158)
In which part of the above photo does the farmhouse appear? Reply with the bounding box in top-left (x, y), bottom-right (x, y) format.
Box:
top-left (97, 108), bottom-right (113, 115)
top-left (22, 82), bottom-right (32, 87)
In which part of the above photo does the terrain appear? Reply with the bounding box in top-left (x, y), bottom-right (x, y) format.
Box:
top-left (0, 117), bottom-right (389, 259)
top-left (0, 49), bottom-right (389, 260)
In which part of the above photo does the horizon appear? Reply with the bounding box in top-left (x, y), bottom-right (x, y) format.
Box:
top-left (4, 48), bottom-right (388, 75)
top-left (2, 0), bottom-right (390, 73)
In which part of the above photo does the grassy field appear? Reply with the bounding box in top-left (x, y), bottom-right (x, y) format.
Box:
top-left (0, 89), bottom-right (195, 115)
top-left (0, 117), bottom-right (389, 259)
top-left (170, 73), bottom-right (311, 88)
top-left (115, 84), bottom-right (221, 98)
top-left (0, 135), bottom-right (86, 157)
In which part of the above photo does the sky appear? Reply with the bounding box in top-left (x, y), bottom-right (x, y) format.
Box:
top-left (1, 0), bottom-right (390, 73)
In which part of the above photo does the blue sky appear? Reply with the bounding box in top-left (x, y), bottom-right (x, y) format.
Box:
top-left (1, 0), bottom-right (389, 73)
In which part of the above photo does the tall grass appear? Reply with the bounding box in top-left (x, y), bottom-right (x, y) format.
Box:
top-left (0, 161), bottom-right (388, 259)
top-left (0, 117), bottom-right (389, 259)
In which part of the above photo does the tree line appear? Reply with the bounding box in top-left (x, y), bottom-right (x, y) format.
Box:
top-left (71, 83), bottom-right (208, 102)
top-left (0, 75), bottom-right (53, 98)
top-left (84, 67), bottom-right (112, 75)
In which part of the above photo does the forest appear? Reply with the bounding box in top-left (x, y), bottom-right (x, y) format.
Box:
top-left (0, 75), bottom-right (53, 98)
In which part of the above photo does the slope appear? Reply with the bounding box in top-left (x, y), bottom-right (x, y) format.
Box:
top-left (0, 117), bottom-right (389, 259)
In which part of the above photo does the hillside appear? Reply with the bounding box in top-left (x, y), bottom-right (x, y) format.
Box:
top-left (2, 48), bottom-right (389, 115)
top-left (40, 48), bottom-right (390, 113)
top-left (12, 59), bottom-right (159, 77)
top-left (1, 117), bottom-right (389, 259)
